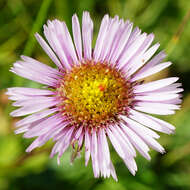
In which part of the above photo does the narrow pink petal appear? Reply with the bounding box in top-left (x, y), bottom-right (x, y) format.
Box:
top-left (82, 11), bottom-right (93, 60)
top-left (149, 83), bottom-right (183, 94)
top-left (21, 55), bottom-right (61, 76)
top-left (61, 21), bottom-right (78, 63)
top-left (129, 109), bottom-right (174, 134)
top-left (99, 16), bottom-right (120, 62)
top-left (97, 128), bottom-right (117, 180)
top-left (133, 77), bottom-right (179, 93)
top-left (106, 127), bottom-right (126, 159)
top-left (11, 61), bottom-right (58, 87)
top-left (10, 99), bottom-right (59, 117)
top-left (16, 108), bottom-right (58, 127)
top-left (110, 125), bottom-right (136, 156)
top-left (126, 43), bottom-right (160, 77)
top-left (97, 131), bottom-right (105, 177)
top-left (7, 87), bottom-right (54, 96)
top-left (85, 128), bottom-right (91, 166)
top-left (50, 126), bottom-right (74, 164)
top-left (35, 33), bottom-right (62, 68)
top-left (78, 131), bottom-right (84, 149)
top-left (13, 96), bottom-right (57, 107)
top-left (15, 124), bottom-right (31, 134)
top-left (109, 22), bottom-right (133, 64)
top-left (132, 61), bottom-right (171, 82)
top-left (91, 128), bottom-right (99, 178)
top-left (134, 93), bottom-right (180, 102)
top-left (23, 113), bottom-right (65, 138)
top-left (120, 122), bottom-right (151, 160)
top-left (121, 116), bottom-right (165, 153)
top-left (43, 22), bottom-right (71, 70)
top-left (57, 126), bottom-right (75, 157)
top-left (25, 121), bottom-right (68, 152)
top-left (99, 128), bottom-right (111, 165)
top-left (93, 14), bottom-right (109, 62)
top-left (127, 27), bottom-right (141, 45)
top-left (107, 126), bottom-right (138, 175)
top-left (74, 126), bottom-right (83, 140)
top-left (133, 51), bottom-right (166, 77)
top-left (15, 118), bottom-right (45, 134)
top-left (135, 102), bottom-right (180, 110)
top-left (161, 97), bottom-right (182, 104)
top-left (72, 14), bottom-right (83, 61)
top-left (147, 114), bottom-right (175, 130)
top-left (26, 134), bottom-right (48, 152)
top-left (52, 20), bottom-right (78, 64)
top-left (134, 106), bottom-right (175, 115)
top-left (7, 88), bottom-right (55, 101)
top-left (117, 26), bottom-right (141, 62)
top-left (120, 116), bottom-right (160, 139)
top-left (52, 123), bottom-right (71, 141)
top-left (118, 33), bottom-right (147, 69)
top-left (124, 34), bottom-right (155, 72)
top-left (123, 157), bottom-right (137, 176)
top-left (109, 162), bottom-right (118, 181)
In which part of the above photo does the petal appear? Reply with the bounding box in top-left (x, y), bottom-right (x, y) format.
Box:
top-left (82, 11), bottom-right (93, 60)
top-left (109, 21), bottom-right (133, 64)
top-left (120, 122), bottom-right (151, 160)
top-left (11, 60), bottom-right (59, 87)
top-left (12, 96), bottom-right (57, 107)
top-left (106, 125), bottom-right (137, 175)
top-left (98, 128), bottom-right (117, 179)
top-left (131, 61), bottom-right (171, 82)
top-left (134, 93), bottom-right (180, 102)
top-left (85, 128), bottom-right (91, 166)
top-left (7, 87), bottom-right (54, 96)
top-left (23, 113), bottom-right (65, 138)
top-left (129, 109), bottom-right (174, 134)
top-left (93, 14), bottom-right (109, 62)
top-left (44, 21), bottom-right (71, 70)
top-left (10, 99), bottom-right (59, 117)
top-left (72, 14), bottom-right (83, 61)
top-left (99, 16), bottom-right (121, 62)
top-left (35, 33), bottom-right (63, 68)
top-left (123, 34), bottom-right (156, 75)
top-left (133, 77), bottom-right (179, 93)
top-left (7, 87), bottom-right (55, 101)
top-left (133, 51), bottom-right (166, 78)
top-left (15, 108), bottom-right (58, 127)
top-left (117, 33), bottom-right (147, 69)
top-left (91, 128), bottom-right (99, 177)
top-left (121, 116), bottom-right (165, 153)
top-left (126, 43), bottom-right (160, 77)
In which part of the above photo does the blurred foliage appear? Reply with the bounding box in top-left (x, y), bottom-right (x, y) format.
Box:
top-left (0, 0), bottom-right (190, 189)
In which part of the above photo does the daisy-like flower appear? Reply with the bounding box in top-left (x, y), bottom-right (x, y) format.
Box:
top-left (8, 11), bottom-right (182, 181)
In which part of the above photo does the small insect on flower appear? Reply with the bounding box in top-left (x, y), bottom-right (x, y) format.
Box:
top-left (7, 11), bottom-right (183, 181)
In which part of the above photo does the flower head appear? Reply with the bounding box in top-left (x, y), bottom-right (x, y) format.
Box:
top-left (7, 11), bottom-right (183, 181)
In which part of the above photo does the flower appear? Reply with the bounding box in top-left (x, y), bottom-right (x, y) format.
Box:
top-left (7, 11), bottom-right (182, 181)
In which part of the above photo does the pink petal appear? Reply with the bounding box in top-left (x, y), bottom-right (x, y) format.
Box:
top-left (35, 33), bottom-right (63, 68)
top-left (82, 11), bottom-right (93, 60)
top-left (16, 108), bottom-right (58, 127)
top-left (72, 14), bottom-right (83, 61)
top-left (93, 14), bottom-right (109, 62)
top-left (120, 122), bottom-right (151, 160)
top-left (133, 77), bottom-right (179, 93)
top-left (85, 128), bottom-right (91, 166)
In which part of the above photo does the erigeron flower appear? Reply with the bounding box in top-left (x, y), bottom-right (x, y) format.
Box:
top-left (7, 11), bottom-right (183, 181)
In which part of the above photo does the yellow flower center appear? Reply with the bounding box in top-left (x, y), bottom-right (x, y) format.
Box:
top-left (58, 61), bottom-right (130, 127)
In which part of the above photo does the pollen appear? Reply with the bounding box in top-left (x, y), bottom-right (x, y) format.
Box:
top-left (58, 61), bottom-right (131, 127)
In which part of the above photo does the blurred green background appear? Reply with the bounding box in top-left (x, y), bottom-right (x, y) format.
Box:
top-left (0, 0), bottom-right (190, 189)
